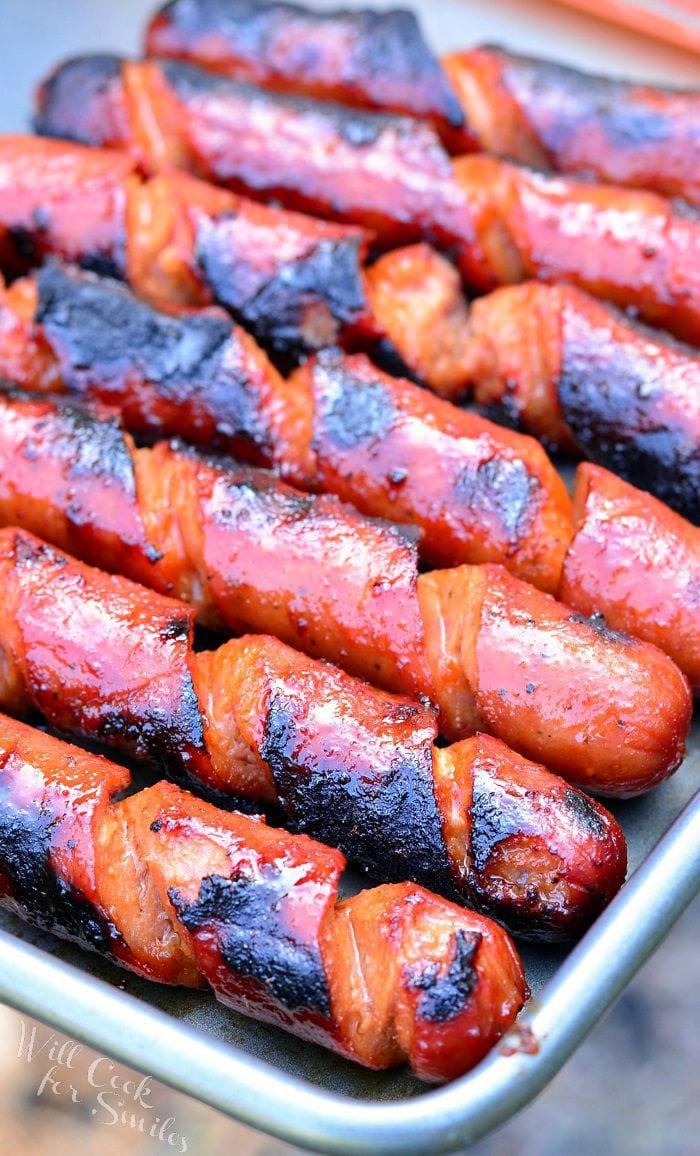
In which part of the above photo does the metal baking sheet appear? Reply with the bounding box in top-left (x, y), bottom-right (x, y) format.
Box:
top-left (0, 0), bottom-right (698, 1151)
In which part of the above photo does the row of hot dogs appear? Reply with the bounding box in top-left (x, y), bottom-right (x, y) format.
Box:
top-left (0, 0), bottom-right (697, 1085)
top-left (0, 263), bottom-right (697, 693)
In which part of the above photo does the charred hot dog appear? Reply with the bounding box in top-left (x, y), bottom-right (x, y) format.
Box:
top-left (34, 57), bottom-right (700, 342)
top-left (0, 262), bottom-right (573, 590)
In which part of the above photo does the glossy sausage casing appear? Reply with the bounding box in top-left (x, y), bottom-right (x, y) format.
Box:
top-left (454, 154), bottom-right (700, 345)
top-left (0, 714), bottom-right (528, 1082)
top-left (0, 390), bottom-right (690, 797)
top-left (290, 348), bottom-right (572, 591)
top-left (34, 60), bottom-right (700, 340)
top-left (418, 563), bottom-right (691, 797)
top-left (0, 388), bottom-right (433, 698)
top-left (560, 464), bottom-right (700, 693)
top-left (0, 134), bottom-right (134, 279)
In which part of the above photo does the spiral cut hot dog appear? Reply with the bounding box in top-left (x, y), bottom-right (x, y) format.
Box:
top-left (145, 1), bottom-right (700, 206)
top-left (0, 526), bottom-right (627, 940)
top-left (0, 261), bottom-right (572, 590)
top-left (0, 713), bottom-right (528, 1081)
top-left (0, 389), bottom-right (691, 796)
top-left (460, 275), bottom-right (700, 523)
top-left (33, 56), bottom-right (700, 342)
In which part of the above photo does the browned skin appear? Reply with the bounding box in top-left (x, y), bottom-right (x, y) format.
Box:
top-left (0, 526), bottom-right (627, 940)
top-left (0, 389), bottom-right (691, 799)
top-left (0, 713), bottom-right (527, 1082)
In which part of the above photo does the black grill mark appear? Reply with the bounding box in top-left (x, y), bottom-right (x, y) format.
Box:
top-left (569, 610), bottom-right (634, 646)
top-left (0, 772), bottom-right (115, 952)
top-left (0, 383), bottom-right (138, 495)
top-left (170, 867), bottom-right (331, 1016)
top-left (312, 349), bottom-right (396, 448)
top-left (455, 456), bottom-right (539, 541)
top-left (36, 264), bottom-right (273, 457)
top-left (259, 691), bottom-right (455, 895)
top-left (196, 214), bottom-right (368, 355)
top-left (558, 323), bottom-right (699, 522)
top-left (564, 788), bottom-right (608, 841)
top-left (498, 49), bottom-right (676, 154)
top-left (406, 929), bottom-right (481, 1023)
top-left (469, 774), bottom-right (524, 875)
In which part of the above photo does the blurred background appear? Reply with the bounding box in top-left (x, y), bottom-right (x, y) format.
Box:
top-left (0, 1), bottom-right (698, 1153)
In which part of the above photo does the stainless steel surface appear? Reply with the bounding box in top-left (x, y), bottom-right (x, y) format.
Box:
top-left (0, 1), bottom-right (698, 1151)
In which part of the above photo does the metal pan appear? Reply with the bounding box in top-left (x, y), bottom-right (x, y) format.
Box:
top-left (0, 1), bottom-right (698, 1151)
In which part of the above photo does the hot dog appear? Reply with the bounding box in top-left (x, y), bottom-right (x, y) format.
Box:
top-left (0, 712), bottom-right (527, 1081)
top-left (145, 1), bottom-right (700, 206)
top-left (0, 263), bottom-right (573, 590)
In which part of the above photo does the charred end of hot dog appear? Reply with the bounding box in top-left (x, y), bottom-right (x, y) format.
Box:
top-left (0, 717), bottom-right (127, 953)
top-left (195, 209), bottom-right (372, 355)
top-left (34, 54), bottom-right (129, 149)
top-left (432, 733), bottom-right (626, 941)
top-left (556, 303), bottom-right (700, 523)
top-left (0, 137), bottom-right (132, 280)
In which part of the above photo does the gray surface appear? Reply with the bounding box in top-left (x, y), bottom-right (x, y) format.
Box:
top-left (0, 0), bottom-right (698, 1151)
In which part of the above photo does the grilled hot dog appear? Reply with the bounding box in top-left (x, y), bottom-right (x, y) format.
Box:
top-left (0, 263), bottom-right (573, 590)
top-left (0, 713), bottom-right (527, 1081)
top-left (145, 1), bottom-right (700, 206)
